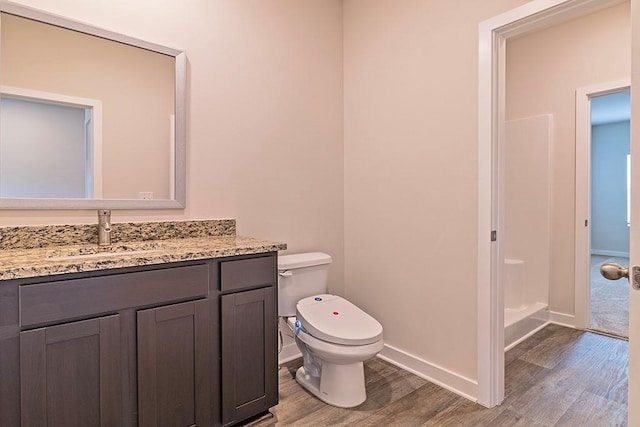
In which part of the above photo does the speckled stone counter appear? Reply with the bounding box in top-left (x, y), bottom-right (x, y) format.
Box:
top-left (0, 219), bottom-right (287, 280)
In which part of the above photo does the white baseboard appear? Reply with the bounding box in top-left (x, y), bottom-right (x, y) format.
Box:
top-left (278, 342), bottom-right (302, 364)
top-left (279, 317), bottom-right (577, 403)
top-left (547, 310), bottom-right (576, 328)
top-left (378, 344), bottom-right (477, 402)
top-left (279, 341), bottom-right (478, 402)
top-left (591, 249), bottom-right (630, 258)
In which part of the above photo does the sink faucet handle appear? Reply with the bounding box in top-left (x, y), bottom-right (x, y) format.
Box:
top-left (97, 210), bottom-right (112, 246)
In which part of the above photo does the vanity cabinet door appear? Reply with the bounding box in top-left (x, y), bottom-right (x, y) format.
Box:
top-left (20, 315), bottom-right (121, 427)
top-left (137, 299), bottom-right (211, 427)
top-left (221, 286), bottom-right (278, 426)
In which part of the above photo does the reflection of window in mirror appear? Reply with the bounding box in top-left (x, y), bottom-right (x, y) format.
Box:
top-left (0, 87), bottom-right (103, 199)
top-left (1, 97), bottom-right (88, 198)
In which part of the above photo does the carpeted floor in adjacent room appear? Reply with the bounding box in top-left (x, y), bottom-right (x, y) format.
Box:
top-left (590, 255), bottom-right (629, 338)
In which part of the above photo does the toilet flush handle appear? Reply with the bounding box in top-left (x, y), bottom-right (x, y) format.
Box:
top-left (279, 271), bottom-right (292, 277)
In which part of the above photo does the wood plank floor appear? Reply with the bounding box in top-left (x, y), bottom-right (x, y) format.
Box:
top-left (243, 324), bottom-right (628, 426)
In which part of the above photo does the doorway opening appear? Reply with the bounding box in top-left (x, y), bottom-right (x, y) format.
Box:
top-left (478, 0), bottom-right (630, 408)
top-left (588, 89), bottom-right (630, 338)
top-left (575, 81), bottom-right (631, 340)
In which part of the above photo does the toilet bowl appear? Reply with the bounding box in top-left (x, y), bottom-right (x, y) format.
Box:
top-left (278, 253), bottom-right (384, 408)
top-left (287, 295), bottom-right (384, 407)
top-left (292, 320), bottom-right (384, 364)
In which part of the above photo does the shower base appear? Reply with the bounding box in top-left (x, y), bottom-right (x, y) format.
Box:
top-left (505, 302), bottom-right (548, 351)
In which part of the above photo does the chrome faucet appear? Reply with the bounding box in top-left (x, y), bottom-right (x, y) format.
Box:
top-left (97, 210), bottom-right (112, 246)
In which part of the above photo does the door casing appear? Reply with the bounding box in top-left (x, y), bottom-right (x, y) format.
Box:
top-left (477, 0), bottom-right (630, 409)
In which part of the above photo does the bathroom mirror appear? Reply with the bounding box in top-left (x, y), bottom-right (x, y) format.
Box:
top-left (0, 2), bottom-right (186, 209)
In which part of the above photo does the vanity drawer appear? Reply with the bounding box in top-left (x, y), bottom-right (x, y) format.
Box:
top-left (220, 256), bottom-right (276, 292)
top-left (20, 264), bottom-right (209, 328)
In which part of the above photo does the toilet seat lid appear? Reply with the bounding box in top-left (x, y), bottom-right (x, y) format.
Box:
top-left (296, 294), bottom-right (383, 346)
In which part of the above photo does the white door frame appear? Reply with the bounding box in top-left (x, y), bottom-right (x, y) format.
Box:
top-left (574, 79), bottom-right (631, 330)
top-left (477, 0), bottom-right (627, 408)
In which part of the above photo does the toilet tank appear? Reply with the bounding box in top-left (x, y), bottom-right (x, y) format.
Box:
top-left (277, 252), bottom-right (332, 316)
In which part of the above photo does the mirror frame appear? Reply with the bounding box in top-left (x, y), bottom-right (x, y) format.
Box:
top-left (0, 1), bottom-right (186, 210)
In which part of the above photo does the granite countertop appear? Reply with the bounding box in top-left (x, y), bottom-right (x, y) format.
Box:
top-left (0, 219), bottom-right (287, 281)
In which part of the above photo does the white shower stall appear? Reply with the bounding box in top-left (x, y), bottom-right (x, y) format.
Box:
top-left (503, 115), bottom-right (552, 350)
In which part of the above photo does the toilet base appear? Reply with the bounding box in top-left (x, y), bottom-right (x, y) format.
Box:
top-left (296, 361), bottom-right (366, 408)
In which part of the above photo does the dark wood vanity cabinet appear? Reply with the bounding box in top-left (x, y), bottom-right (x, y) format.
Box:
top-left (0, 252), bottom-right (279, 427)
top-left (137, 299), bottom-right (211, 427)
top-left (221, 288), bottom-right (278, 426)
top-left (220, 256), bottom-right (279, 426)
top-left (15, 263), bottom-right (212, 427)
top-left (20, 315), bottom-right (122, 426)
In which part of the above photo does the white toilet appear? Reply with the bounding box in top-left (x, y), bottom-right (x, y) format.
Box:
top-left (278, 252), bottom-right (384, 408)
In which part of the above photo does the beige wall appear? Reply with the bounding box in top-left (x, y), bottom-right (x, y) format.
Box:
top-left (343, 0), bottom-right (531, 381)
top-left (506, 2), bottom-right (630, 316)
top-left (1, 0), bottom-right (345, 294)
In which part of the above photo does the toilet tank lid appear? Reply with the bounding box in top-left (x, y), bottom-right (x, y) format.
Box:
top-left (278, 252), bottom-right (332, 270)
